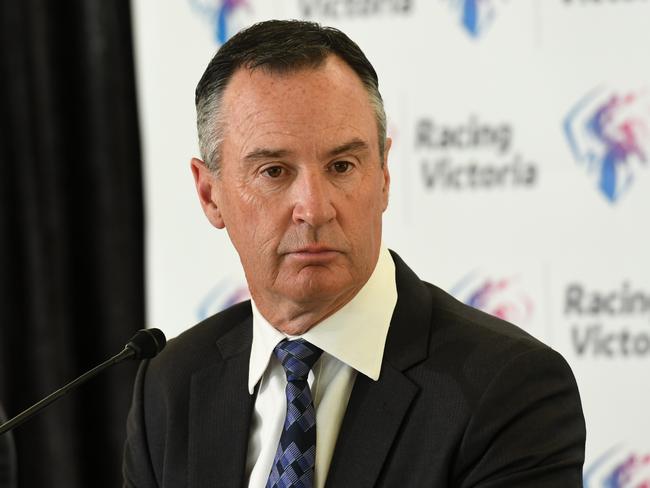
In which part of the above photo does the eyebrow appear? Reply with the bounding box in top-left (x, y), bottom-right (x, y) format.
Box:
top-left (242, 138), bottom-right (370, 163)
top-left (243, 148), bottom-right (292, 162)
top-left (326, 138), bottom-right (370, 158)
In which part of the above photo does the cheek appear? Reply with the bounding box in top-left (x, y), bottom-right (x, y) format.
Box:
top-left (356, 177), bottom-right (387, 218)
top-left (219, 185), bottom-right (260, 228)
top-left (356, 188), bottom-right (386, 245)
top-left (220, 202), bottom-right (262, 255)
top-left (227, 207), bottom-right (283, 262)
top-left (344, 197), bottom-right (383, 248)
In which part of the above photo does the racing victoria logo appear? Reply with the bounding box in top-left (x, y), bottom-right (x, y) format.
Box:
top-left (584, 445), bottom-right (650, 487)
top-left (564, 87), bottom-right (650, 203)
top-left (415, 114), bottom-right (538, 191)
top-left (450, 271), bottom-right (534, 326)
top-left (189, 0), bottom-right (249, 45)
top-left (196, 277), bottom-right (250, 321)
top-left (448, 0), bottom-right (505, 38)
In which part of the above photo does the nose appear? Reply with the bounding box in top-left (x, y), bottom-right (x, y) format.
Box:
top-left (291, 170), bottom-right (336, 227)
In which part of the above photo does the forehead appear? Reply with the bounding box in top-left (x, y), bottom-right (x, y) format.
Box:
top-left (219, 55), bottom-right (378, 154)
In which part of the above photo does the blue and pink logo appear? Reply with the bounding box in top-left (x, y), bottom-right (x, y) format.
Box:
top-left (451, 271), bottom-right (533, 325)
top-left (190, 0), bottom-right (249, 45)
top-left (564, 88), bottom-right (650, 203)
top-left (196, 278), bottom-right (250, 321)
top-left (584, 446), bottom-right (650, 487)
top-left (449, 0), bottom-right (501, 38)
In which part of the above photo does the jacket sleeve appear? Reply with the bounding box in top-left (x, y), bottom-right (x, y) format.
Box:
top-left (123, 359), bottom-right (158, 488)
top-left (458, 347), bottom-right (586, 488)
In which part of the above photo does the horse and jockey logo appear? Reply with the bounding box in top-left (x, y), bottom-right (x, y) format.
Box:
top-left (451, 271), bottom-right (534, 326)
top-left (449, 0), bottom-right (503, 38)
top-left (196, 278), bottom-right (250, 321)
top-left (564, 88), bottom-right (650, 203)
top-left (584, 445), bottom-right (650, 487)
top-left (189, 0), bottom-right (249, 45)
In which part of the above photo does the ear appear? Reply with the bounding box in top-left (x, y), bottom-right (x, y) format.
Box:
top-left (381, 137), bottom-right (392, 211)
top-left (190, 157), bottom-right (225, 229)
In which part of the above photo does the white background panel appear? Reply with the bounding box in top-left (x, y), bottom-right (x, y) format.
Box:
top-left (132, 1), bottom-right (650, 484)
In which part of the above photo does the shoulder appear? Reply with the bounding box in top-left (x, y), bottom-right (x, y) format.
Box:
top-left (123, 302), bottom-right (253, 487)
top-left (427, 279), bottom-right (547, 354)
top-left (424, 286), bottom-right (586, 483)
top-left (424, 280), bottom-right (568, 385)
top-left (390, 251), bottom-right (571, 389)
top-left (144, 300), bottom-right (253, 383)
top-left (388, 255), bottom-right (585, 482)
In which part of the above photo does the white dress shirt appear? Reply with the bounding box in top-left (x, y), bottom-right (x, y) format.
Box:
top-left (245, 247), bottom-right (398, 488)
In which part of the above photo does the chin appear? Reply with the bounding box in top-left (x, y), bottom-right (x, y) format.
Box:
top-left (288, 277), bottom-right (357, 304)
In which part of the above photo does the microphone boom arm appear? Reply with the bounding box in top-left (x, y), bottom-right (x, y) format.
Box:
top-left (0, 328), bottom-right (166, 436)
top-left (0, 347), bottom-right (135, 436)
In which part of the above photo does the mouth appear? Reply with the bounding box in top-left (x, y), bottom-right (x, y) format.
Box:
top-left (294, 244), bottom-right (337, 253)
top-left (285, 245), bottom-right (341, 262)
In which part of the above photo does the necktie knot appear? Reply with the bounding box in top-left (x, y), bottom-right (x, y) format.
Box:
top-left (273, 339), bottom-right (322, 382)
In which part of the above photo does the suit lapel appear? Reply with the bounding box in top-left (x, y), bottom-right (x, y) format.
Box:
top-left (188, 316), bottom-right (255, 488)
top-left (325, 252), bottom-right (433, 488)
top-left (324, 363), bottom-right (418, 487)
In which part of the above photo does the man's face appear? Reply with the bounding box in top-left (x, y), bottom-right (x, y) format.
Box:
top-left (193, 55), bottom-right (390, 316)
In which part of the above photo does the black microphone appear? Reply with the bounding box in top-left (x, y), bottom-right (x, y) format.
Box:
top-left (0, 328), bottom-right (166, 435)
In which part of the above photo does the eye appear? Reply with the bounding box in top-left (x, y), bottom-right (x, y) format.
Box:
top-left (262, 166), bottom-right (284, 178)
top-left (331, 161), bottom-right (353, 174)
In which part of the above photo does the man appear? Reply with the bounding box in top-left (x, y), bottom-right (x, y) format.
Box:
top-left (123, 20), bottom-right (585, 487)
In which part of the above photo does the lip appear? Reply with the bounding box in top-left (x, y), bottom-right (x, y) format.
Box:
top-left (293, 244), bottom-right (337, 254)
top-left (286, 245), bottom-right (341, 262)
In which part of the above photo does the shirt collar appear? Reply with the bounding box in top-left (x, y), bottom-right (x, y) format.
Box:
top-left (248, 247), bottom-right (397, 394)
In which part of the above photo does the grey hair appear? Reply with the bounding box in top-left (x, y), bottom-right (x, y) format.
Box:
top-left (197, 88), bottom-right (228, 174)
top-left (195, 20), bottom-right (387, 174)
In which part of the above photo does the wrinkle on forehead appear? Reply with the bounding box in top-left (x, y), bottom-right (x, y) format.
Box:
top-left (224, 56), bottom-right (373, 128)
top-left (216, 55), bottom-right (380, 176)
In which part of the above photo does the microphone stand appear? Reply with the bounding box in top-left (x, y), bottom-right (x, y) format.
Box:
top-left (0, 347), bottom-right (134, 436)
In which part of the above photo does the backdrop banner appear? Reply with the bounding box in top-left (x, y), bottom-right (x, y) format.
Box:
top-left (132, 1), bottom-right (650, 485)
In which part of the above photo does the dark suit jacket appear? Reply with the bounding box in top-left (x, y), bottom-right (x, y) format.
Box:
top-left (123, 252), bottom-right (586, 487)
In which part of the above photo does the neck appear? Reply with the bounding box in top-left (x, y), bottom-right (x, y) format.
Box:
top-left (252, 287), bottom-right (361, 336)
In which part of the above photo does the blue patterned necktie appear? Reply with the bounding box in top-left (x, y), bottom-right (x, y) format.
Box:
top-left (266, 339), bottom-right (323, 488)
